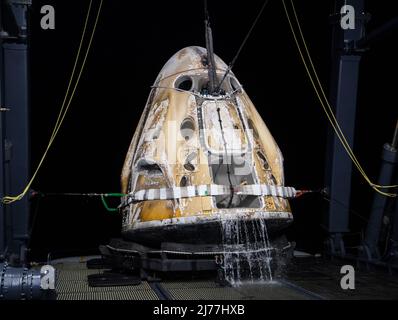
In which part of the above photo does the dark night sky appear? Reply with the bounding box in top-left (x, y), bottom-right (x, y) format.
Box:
top-left (27, 0), bottom-right (398, 261)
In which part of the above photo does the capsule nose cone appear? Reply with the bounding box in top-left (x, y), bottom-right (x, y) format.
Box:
top-left (157, 46), bottom-right (229, 82)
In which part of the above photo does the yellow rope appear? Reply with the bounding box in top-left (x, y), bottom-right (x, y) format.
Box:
top-left (282, 0), bottom-right (397, 197)
top-left (289, 1), bottom-right (397, 191)
top-left (2, 0), bottom-right (104, 205)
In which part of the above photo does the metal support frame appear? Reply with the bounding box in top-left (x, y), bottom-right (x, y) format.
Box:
top-left (0, 0), bottom-right (32, 266)
top-left (0, 19), bottom-right (5, 258)
top-left (362, 141), bottom-right (397, 260)
top-left (324, 0), bottom-right (367, 256)
top-left (0, 3), bottom-right (57, 300)
top-left (360, 122), bottom-right (398, 262)
top-left (100, 238), bottom-right (294, 280)
top-left (391, 174), bottom-right (398, 262)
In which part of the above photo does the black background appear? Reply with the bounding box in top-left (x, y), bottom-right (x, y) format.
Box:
top-left (27, 0), bottom-right (398, 261)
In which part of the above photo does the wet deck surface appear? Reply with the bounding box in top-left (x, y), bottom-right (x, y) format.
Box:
top-left (54, 257), bottom-right (398, 300)
top-left (285, 257), bottom-right (398, 300)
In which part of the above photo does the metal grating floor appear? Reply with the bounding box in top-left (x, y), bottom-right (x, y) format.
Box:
top-left (54, 260), bottom-right (316, 300)
top-left (55, 262), bottom-right (159, 300)
top-left (53, 257), bottom-right (398, 300)
top-left (161, 280), bottom-right (311, 300)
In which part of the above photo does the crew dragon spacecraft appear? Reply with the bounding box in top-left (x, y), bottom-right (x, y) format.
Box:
top-left (118, 15), bottom-right (297, 248)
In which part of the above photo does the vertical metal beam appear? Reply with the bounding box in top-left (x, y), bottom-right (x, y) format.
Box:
top-left (0, 30), bottom-right (5, 257)
top-left (362, 123), bottom-right (398, 260)
top-left (363, 143), bottom-right (397, 259)
top-left (0, 0), bottom-right (31, 265)
top-left (324, 0), bottom-right (367, 255)
top-left (391, 179), bottom-right (398, 262)
top-left (3, 42), bottom-right (30, 265)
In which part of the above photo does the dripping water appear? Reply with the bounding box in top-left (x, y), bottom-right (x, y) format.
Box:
top-left (220, 215), bottom-right (275, 286)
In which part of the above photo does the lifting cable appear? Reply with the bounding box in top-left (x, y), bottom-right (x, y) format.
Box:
top-left (216, 0), bottom-right (270, 92)
top-left (32, 192), bottom-right (125, 213)
top-left (2, 0), bottom-right (104, 205)
top-left (282, 0), bottom-right (397, 197)
top-left (32, 186), bottom-right (321, 213)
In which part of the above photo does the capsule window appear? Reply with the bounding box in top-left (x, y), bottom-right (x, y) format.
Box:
top-left (184, 163), bottom-right (195, 171)
top-left (136, 161), bottom-right (163, 176)
top-left (180, 118), bottom-right (195, 141)
top-left (175, 75), bottom-right (193, 91)
top-left (184, 151), bottom-right (197, 171)
top-left (180, 175), bottom-right (189, 187)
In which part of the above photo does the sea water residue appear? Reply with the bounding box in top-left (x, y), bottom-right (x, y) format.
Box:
top-left (220, 217), bottom-right (274, 286)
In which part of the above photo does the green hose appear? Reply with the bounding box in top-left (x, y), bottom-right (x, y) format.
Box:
top-left (100, 193), bottom-right (125, 212)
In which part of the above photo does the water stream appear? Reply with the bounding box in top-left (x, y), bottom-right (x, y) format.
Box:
top-left (220, 216), bottom-right (274, 286)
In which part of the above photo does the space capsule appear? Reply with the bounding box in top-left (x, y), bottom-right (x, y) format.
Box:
top-left (120, 46), bottom-right (294, 246)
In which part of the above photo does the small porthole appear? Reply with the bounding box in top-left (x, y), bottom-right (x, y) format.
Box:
top-left (175, 75), bottom-right (193, 91)
top-left (136, 160), bottom-right (163, 176)
top-left (180, 176), bottom-right (189, 187)
top-left (180, 118), bottom-right (195, 141)
top-left (184, 151), bottom-right (197, 171)
top-left (184, 163), bottom-right (195, 171)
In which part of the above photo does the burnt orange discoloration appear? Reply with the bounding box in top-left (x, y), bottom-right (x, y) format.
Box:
top-left (120, 47), bottom-right (292, 235)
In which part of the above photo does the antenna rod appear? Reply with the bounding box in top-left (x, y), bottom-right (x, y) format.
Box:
top-left (204, 0), bottom-right (217, 94)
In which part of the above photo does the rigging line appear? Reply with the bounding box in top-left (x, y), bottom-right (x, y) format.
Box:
top-left (36, 192), bottom-right (125, 197)
top-left (204, 0), bottom-right (209, 22)
top-left (289, 0), bottom-right (397, 191)
top-left (2, 0), bottom-right (104, 205)
top-left (50, 0), bottom-right (93, 141)
top-left (101, 194), bottom-right (120, 212)
top-left (33, 191), bottom-right (124, 213)
top-left (49, 0), bottom-right (103, 145)
top-left (288, 0), bottom-right (398, 194)
top-left (282, 0), bottom-right (396, 197)
top-left (321, 196), bottom-right (368, 223)
top-left (216, 0), bottom-right (270, 92)
top-left (215, 99), bottom-right (235, 207)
